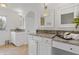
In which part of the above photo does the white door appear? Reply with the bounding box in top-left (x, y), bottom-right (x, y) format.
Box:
top-left (28, 36), bottom-right (37, 55)
top-left (38, 37), bottom-right (52, 55)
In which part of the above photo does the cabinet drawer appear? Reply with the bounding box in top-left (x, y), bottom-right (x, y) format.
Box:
top-left (70, 45), bottom-right (79, 54)
top-left (53, 41), bottom-right (79, 54)
top-left (53, 41), bottom-right (72, 52)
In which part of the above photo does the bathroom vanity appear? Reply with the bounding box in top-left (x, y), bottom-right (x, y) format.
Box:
top-left (28, 33), bottom-right (54, 55)
top-left (28, 30), bottom-right (79, 55)
top-left (10, 29), bottom-right (27, 46)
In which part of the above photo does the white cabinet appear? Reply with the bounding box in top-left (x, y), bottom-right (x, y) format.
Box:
top-left (11, 32), bottom-right (27, 46)
top-left (38, 37), bottom-right (52, 55)
top-left (71, 45), bottom-right (79, 54)
top-left (28, 35), bottom-right (52, 55)
top-left (53, 41), bottom-right (79, 54)
top-left (28, 35), bottom-right (38, 55)
top-left (0, 31), bottom-right (9, 45)
top-left (53, 41), bottom-right (72, 52)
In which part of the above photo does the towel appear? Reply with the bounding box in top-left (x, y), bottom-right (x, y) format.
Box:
top-left (64, 32), bottom-right (72, 39)
top-left (64, 32), bottom-right (79, 40)
top-left (71, 34), bottom-right (79, 40)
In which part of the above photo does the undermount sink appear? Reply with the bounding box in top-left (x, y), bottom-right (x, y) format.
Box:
top-left (54, 36), bottom-right (79, 46)
top-left (37, 33), bottom-right (56, 38)
top-left (54, 36), bottom-right (69, 42)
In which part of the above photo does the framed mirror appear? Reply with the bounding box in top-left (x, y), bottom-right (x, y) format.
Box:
top-left (61, 12), bottom-right (74, 24)
top-left (0, 16), bottom-right (6, 30)
top-left (56, 6), bottom-right (76, 27)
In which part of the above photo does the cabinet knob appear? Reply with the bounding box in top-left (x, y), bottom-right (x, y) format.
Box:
top-left (70, 48), bottom-right (72, 50)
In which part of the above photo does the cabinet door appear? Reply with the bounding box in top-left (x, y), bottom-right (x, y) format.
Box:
top-left (70, 45), bottom-right (79, 54)
top-left (28, 36), bottom-right (37, 55)
top-left (53, 41), bottom-right (71, 51)
top-left (11, 32), bottom-right (27, 46)
top-left (15, 32), bottom-right (27, 46)
top-left (38, 37), bottom-right (52, 55)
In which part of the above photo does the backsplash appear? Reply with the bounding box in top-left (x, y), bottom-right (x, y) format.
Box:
top-left (36, 30), bottom-right (56, 34)
top-left (36, 30), bottom-right (79, 35)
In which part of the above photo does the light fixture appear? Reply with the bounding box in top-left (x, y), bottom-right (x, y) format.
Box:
top-left (0, 3), bottom-right (7, 8)
top-left (43, 3), bottom-right (48, 17)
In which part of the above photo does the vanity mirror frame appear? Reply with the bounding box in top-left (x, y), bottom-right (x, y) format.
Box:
top-left (55, 5), bottom-right (77, 27)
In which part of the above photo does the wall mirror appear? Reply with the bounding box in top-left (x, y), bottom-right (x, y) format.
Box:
top-left (61, 12), bottom-right (74, 24)
top-left (0, 16), bottom-right (6, 30)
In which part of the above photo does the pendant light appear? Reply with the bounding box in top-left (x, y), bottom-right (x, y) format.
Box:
top-left (43, 3), bottom-right (48, 17)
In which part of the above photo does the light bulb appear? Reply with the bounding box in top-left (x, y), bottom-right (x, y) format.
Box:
top-left (43, 9), bottom-right (48, 16)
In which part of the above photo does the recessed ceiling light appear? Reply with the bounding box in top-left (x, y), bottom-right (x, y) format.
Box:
top-left (0, 3), bottom-right (7, 8)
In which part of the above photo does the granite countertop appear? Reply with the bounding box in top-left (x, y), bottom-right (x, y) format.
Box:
top-left (29, 33), bottom-right (79, 46)
top-left (29, 33), bottom-right (56, 39)
top-left (53, 36), bottom-right (79, 46)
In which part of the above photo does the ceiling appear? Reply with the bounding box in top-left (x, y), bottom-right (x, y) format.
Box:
top-left (1, 3), bottom-right (77, 15)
